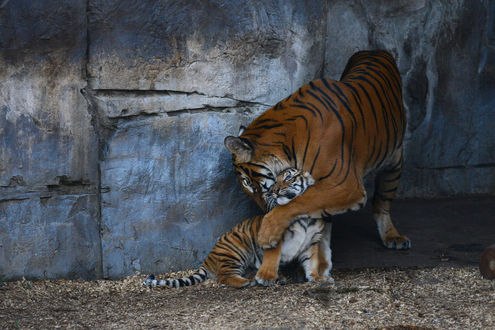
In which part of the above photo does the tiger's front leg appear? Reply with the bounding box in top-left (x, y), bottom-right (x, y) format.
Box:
top-left (258, 180), bottom-right (366, 249)
top-left (254, 243), bottom-right (282, 286)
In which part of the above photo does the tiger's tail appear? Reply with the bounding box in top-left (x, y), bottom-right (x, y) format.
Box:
top-left (143, 266), bottom-right (208, 288)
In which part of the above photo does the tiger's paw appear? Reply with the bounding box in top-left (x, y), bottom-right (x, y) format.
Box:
top-left (306, 273), bottom-right (335, 284)
top-left (258, 215), bottom-right (284, 249)
top-left (383, 235), bottom-right (411, 250)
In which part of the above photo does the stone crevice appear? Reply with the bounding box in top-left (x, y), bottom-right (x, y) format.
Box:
top-left (92, 88), bottom-right (272, 108)
top-left (415, 163), bottom-right (495, 171)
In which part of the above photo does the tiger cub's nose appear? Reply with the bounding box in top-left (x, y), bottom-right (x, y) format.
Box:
top-left (283, 191), bottom-right (296, 199)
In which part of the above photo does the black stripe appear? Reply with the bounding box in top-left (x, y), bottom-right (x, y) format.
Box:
top-left (252, 123), bottom-right (284, 130)
top-left (319, 160), bottom-right (337, 181)
top-left (299, 256), bottom-right (310, 264)
top-left (354, 81), bottom-right (379, 131)
top-left (361, 67), bottom-right (399, 149)
top-left (188, 275), bottom-right (196, 284)
top-left (322, 79), bottom-right (358, 128)
top-left (218, 237), bottom-right (246, 262)
top-left (335, 123), bottom-right (354, 186)
top-left (287, 115), bottom-right (309, 127)
top-left (371, 143), bottom-right (384, 169)
top-left (354, 75), bottom-right (391, 165)
top-left (252, 118), bottom-right (279, 126)
top-left (282, 144), bottom-right (292, 161)
top-left (244, 162), bottom-right (273, 175)
top-left (302, 130), bottom-right (311, 169)
top-left (365, 135), bottom-right (377, 169)
top-left (293, 99), bottom-right (324, 122)
top-left (383, 173), bottom-right (401, 182)
top-left (342, 82), bottom-right (366, 133)
top-left (292, 100), bottom-right (317, 117)
top-left (250, 171), bottom-right (274, 180)
top-left (307, 89), bottom-right (346, 169)
top-left (291, 138), bottom-right (298, 168)
top-left (310, 147), bottom-right (320, 174)
top-left (210, 251), bottom-right (242, 262)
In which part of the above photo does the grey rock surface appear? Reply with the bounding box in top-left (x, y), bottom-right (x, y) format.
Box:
top-left (0, 0), bottom-right (494, 279)
top-left (100, 112), bottom-right (260, 278)
top-left (0, 191), bottom-right (100, 279)
top-left (0, 0), bottom-right (101, 279)
top-left (87, 0), bottom-right (328, 105)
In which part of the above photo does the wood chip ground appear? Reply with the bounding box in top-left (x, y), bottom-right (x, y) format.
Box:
top-left (1, 266), bottom-right (494, 329)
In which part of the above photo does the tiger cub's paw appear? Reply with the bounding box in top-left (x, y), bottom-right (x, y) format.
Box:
top-left (255, 277), bottom-right (277, 287)
top-left (316, 275), bottom-right (335, 284)
top-left (255, 268), bottom-right (279, 287)
top-left (383, 235), bottom-right (411, 250)
top-left (276, 274), bottom-right (288, 285)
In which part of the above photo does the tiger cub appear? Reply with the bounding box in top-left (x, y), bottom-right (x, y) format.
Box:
top-left (143, 168), bottom-right (330, 288)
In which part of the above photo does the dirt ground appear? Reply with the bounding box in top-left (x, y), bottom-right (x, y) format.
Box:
top-left (1, 266), bottom-right (494, 329)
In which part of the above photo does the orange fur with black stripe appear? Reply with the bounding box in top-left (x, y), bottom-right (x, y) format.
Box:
top-left (225, 50), bottom-right (410, 284)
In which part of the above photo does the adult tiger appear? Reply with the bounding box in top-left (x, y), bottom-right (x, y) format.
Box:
top-left (225, 50), bottom-right (410, 283)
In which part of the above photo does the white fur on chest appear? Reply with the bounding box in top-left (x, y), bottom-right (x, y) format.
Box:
top-left (279, 218), bottom-right (324, 264)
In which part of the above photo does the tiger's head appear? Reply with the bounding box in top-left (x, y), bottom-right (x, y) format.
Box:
top-left (263, 168), bottom-right (315, 211)
top-left (224, 132), bottom-right (290, 211)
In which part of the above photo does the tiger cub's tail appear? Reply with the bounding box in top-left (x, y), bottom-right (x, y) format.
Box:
top-left (143, 266), bottom-right (208, 288)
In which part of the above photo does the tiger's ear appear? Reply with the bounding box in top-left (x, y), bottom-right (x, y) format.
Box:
top-left (224, 136), bottom-right (252, 163)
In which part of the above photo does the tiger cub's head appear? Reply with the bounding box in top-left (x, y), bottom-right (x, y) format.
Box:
top-left (263, 168), bottom-right (315, 211)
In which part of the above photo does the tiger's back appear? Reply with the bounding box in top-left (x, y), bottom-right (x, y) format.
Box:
top-left (238, 50), bottom-right (404, 183)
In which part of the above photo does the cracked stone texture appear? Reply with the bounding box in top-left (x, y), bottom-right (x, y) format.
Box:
top-left (0, 0), bottom-right (101, 279)
top-left (100, 113), bottom-right (259, 278)
top-left (0, 0), bottom-right (98, 187)
top-left (0, 192), bottom-right (101, 279)
top-left (1, 0), bottom-right (494, 279)
top-left (87, 0), bottom-right (328, 105)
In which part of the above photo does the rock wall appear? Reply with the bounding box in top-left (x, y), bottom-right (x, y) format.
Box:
top-left (325, 0), bottom-right (495, 197)
top-left (1, 0), bottom-right (494, 279)
top-left (0, 0), bottom-right (101, 279)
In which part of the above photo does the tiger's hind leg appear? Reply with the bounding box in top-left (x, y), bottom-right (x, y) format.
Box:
top-left (299, 222), bottom-right (334, 284)
top-left (373, 150), bottom-right (411, 250)
top-left (300, 243), bottom-right (333, 283)
top-left (317, 220), bottom-right (333, 280)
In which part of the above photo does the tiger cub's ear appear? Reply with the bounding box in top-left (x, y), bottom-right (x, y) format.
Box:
top-left (224, 136), bottom-right (252, 163)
